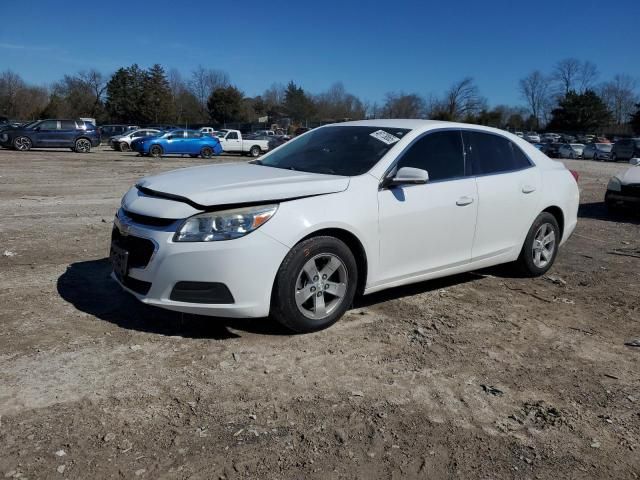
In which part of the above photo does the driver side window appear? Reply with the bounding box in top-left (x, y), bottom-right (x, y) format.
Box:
top-left (396, 130), bottom-right (465, 182)
top-left (227, 132), bottom-right (238, 140)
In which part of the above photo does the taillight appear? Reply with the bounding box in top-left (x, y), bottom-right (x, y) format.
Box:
top-left (569, 170), bottom-right (579, 182)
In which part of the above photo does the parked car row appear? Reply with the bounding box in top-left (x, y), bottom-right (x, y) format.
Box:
top-left (538, 137), bottom-right (639, 162)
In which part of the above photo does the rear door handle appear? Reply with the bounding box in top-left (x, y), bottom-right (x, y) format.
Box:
top-left (522, 185), bottom-right (536, 194)
top-left (456, 196), bottom-right (474, 206)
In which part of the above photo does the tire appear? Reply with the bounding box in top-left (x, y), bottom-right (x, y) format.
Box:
top-left (13, 136), bottom-right (32, 151)
top-left (515, 212), bottom-right (560, 277)
top-left (200, 146), bottom-right (213, 159)
top-left (611, 153), bottom-right (617, 162)
top-left (74, 138), bottom-right (91, 153)
top-left (149, 145), bottom-right (163, 158)
top-left (249, 145), bottom-right (261, 157)
top-left (120, 142), bottom-right (130, 152)
top-left (271, 236), bottom-right (358, 333)
top-left (605, 191), bottom-right (620, 212)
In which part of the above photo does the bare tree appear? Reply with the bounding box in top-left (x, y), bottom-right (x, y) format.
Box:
top-left (382, 92), bottom-right (425, 118)
top-left (599, 74), bottom-right (638, 124)
top-left (78, 70), bottom-right (106, 116)
top-left (553, 58), bottom-right (581, 95)
top-left (442, 77), bottom-right (486, 120)
top-left (189, 66), bottom-right (230, 120)
top-left (0, 70), bottom-right (26, 117)
top-left (578, 61), bottom-right (599, 93)
top-left (519, 70), bottom-right (550, 128)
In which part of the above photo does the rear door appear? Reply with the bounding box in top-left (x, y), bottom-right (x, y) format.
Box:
top-left (59, 120), bottom-right (78, 147)
top-left (377, 130), bottom-right (478, 283)
top-left (185, 131), bottom-right (203, 154)
top-left (463, 131), bottom-right (540, 261)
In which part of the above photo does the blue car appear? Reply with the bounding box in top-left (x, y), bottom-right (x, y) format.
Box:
top-left (131, 129), bottom-right (223, 158)
top-left (0, 119), bottom-right (101, 153)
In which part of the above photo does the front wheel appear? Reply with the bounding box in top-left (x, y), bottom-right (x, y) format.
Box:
top-left (611, 153), bottom-right (617, 162)
top-left (149, 145), bottom-right (163, 158)
top-left (271, 236), bottom-right (358, 333)
top-left (13, 136), bottom-right (32, 151)
top-left (249, 145), bottom-right (261, 157)
top-left (120, 142), bottom-right (130, 152)
top-left (74, 138), bottom-right (92, 153)
top-left (515, 212), bottom-right (560, 276)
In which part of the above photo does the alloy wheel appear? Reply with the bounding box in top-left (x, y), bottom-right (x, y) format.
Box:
top-left (294, 254), bottom-right (348, 320)
top-left (201, 147), bottom-right (213, 158)
top-left (75, 138), bottom-right (91, 153)
top-left (14, 136), bottom-right (31, 151)
top-left (532, 223), bottom-right (556, 269)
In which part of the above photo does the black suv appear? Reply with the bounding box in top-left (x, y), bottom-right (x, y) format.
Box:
top-left (0, 119), bottom-right (101, 153)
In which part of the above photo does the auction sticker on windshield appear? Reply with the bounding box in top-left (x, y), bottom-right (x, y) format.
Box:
top-left (370, 129), bottom-right (401, 145)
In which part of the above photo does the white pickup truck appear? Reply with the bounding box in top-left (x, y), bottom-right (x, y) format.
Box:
top-left (216, 129), bottom-right (270, 157)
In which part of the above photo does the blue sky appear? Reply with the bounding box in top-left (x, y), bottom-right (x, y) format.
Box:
top-left (1, 0), bottom-right (638, 107)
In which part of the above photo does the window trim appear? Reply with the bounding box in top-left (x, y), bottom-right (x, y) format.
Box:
top-left (461, 129), bottom-right (535, 178)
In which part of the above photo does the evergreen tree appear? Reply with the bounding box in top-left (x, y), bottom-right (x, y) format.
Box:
top-left (284, 81), bottom-right (315, 123)
top-left (547, 90), bottom-right (612, 132)
top-left (141, 64), bottom-right (172, 123)
top-left (631, 103), bottom-right (640, 135)
top-left (207, 86), bottom-right (245, 124)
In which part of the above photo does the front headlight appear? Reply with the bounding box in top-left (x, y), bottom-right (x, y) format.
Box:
top-left (174, 204), bottom-right (278, 242)
top-left (607, 177), bottom-right (622, 192)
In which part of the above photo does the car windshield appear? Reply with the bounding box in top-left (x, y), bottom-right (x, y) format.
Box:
top-left (256, 126), bottom-right (411, 176)
top-left (596, 143), bottom-right (612, 152)
top-left (570, 144), bottom-right (584, 149)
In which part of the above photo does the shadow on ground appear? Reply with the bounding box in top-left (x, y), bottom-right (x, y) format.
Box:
top-left (58, 257), bottom-right (499, 339)
top-left (579, 201), bottom-right (640, 225)
top-left (56, 258), bottom-right (290, 339)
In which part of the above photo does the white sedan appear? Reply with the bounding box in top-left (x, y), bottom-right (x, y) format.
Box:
top-left (110, 128), bottom-right (162, 151)
top-left (111, 120), bottom-right (579, 332)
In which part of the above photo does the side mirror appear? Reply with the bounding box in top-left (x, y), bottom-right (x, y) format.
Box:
top-left (630, 158), bottom-right (640, 166)
top-left (386, 167), bottom-right (429, 187)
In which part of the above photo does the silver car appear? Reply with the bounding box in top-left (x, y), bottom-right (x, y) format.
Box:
top-left (558, 143), bottom-right (585, 159)
top-left (582, 143), bottom-right (613, 161)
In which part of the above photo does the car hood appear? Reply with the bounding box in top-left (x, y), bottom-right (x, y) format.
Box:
top-left (136, 162), bottom-right (350, 208)
top-left (616, 166), bottom-right (640, 185)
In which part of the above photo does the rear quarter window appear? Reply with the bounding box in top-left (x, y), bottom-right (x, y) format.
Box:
top-left (464, 131), bottom-right (532, 175)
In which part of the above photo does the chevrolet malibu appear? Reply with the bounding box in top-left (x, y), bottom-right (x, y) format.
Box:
top-left (111, 120), bottom-right (579, 333)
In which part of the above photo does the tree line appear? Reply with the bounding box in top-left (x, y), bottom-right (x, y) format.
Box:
top-left (0, 58), bottom-right (639, 134)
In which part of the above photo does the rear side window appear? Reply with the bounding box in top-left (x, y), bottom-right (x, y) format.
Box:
top-left (60, 120), bottom-right (76, 130)
top-left (464, 131), bottom-right (531, 175)
top-left (396, 130), bottom-right (465, 182)
top-left (187, 131), bottom-right (202, 139)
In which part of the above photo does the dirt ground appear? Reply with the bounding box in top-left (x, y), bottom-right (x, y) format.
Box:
top-left (0, 146), bottom-right (638, 480)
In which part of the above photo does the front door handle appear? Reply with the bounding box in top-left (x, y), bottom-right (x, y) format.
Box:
top-left (456, 196), bottom-right (474, 206)
top-left (522, 185), bottom-right (536, 194)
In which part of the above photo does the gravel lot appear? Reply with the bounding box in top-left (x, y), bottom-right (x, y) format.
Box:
top-left (0, 147), bottom-right (638, 479)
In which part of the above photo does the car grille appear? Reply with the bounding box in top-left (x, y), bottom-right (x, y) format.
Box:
top-left (111, 227), bottom-right (155, 268)
top-left (122, 209), bottom-right (177, 228)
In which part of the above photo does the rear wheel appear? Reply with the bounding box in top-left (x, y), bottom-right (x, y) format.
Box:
top-left (74, 138), bottom-right (91, 153)
top-left (13, 136), bottom-right (32, 151)
top-left (515, 212), bottom-right (560, 277)
top-left (271, 236), bottom-right (358, 333)
top-left (249, 145), bottom-right (261, 157)
top-left (149, 145), bottom-right (163, 158)
top-left (200, 146), bottom-right (213, 158)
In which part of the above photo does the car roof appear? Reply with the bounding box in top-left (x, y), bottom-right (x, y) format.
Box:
top-left (330, 119), bottom-right (528, 138)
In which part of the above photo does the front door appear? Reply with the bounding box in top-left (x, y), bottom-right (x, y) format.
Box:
top-left (32, 120), bottom-right (59, 147)
top-left (377, 130), bottom-right (478, 285)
